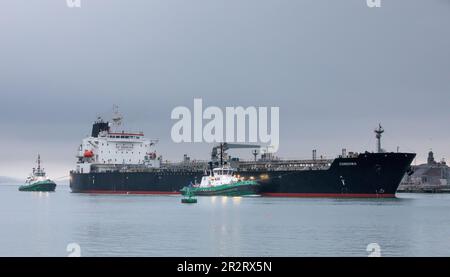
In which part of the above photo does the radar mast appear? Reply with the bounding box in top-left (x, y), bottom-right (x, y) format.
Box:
top-left (374, 124), bottom-right (384, 153)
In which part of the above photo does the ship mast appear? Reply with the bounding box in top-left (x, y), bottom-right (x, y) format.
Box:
top-left (220, 143), bottom-right (224, 166)
top-left (111, 104), bottom-right (123, 131)
top-left (374, 124), bottom-right (384, 153)
top-left (37, 154), bottom-right (41, 172)
top-left (252, 149), bottom-right (258, 162)
top-left (34, 154), bottom-right (45, 176)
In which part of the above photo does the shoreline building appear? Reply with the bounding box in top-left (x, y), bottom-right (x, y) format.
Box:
top-left (400, 151), bottom-right (450, 192)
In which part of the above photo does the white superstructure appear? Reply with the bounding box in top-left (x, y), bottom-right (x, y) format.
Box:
top-left (25, 154), bottom-right (52, 185)
top-left (196, 166), bottom-right (240, 188)
top-left (75, 108), bottom-right (160, 173)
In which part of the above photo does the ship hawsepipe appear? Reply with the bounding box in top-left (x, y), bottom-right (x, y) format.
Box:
top-left (70, 152), bottom-right (415, 198)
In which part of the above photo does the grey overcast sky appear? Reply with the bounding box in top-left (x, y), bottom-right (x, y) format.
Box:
top-left (0, 0), bottom-right (449, 179)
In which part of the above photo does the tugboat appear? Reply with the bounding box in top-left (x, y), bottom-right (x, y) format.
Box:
top-left (19, 155), bottom-right (57, 192)
top-left (180, 166), bottom-right (260, 196)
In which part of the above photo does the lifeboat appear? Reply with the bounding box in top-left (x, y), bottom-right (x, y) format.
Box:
top-left (83, 150), bottom-right (94, 158)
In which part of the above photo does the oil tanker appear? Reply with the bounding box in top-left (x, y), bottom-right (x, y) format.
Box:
top-left (70, 111), bottom-right (415, 198)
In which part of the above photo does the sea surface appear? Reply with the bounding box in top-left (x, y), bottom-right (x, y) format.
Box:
top-left (0, 184), bottom-right (450, 257)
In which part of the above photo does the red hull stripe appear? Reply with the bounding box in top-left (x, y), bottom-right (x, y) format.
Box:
top-left (108, 132), bottom-right (144, 136)
top-left (77, 190), bottom-right (395, 198)
top-left (261, 193), bottom-right (396, 198)
top-left (82, 190), bottom-right (180, 195)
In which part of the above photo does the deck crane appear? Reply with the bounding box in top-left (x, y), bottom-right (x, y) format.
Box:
top-left (211, 143), bottom-right (261, 166)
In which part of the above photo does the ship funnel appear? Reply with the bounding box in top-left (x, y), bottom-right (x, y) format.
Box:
top-left (91, 118), bottom-right (110, 137)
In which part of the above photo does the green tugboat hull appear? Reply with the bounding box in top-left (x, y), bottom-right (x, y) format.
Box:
top-left (19, 181), bottom-right (56, 192)
top-left (181, 180), bottom-right (260, 197)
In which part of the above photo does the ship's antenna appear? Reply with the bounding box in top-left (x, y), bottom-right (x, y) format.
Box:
top-left (37, 154), bottom-right (41, 172)
top-left (252, 149), bottom-right (258, 162)
top-left (374, 124), bottom-right (384, 153)
top-left (111, 104), bottom-right (123, 128)
top-left (220, 143), bottom-right (224, 167)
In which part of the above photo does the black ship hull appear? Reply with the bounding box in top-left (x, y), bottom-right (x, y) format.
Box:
top-left (70, 153), bottom-right (415, 198)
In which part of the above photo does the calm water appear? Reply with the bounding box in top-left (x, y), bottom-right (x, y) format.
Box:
top-left (1, 184), bottom-right (450, 257)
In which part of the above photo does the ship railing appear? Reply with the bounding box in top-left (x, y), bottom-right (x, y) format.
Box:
top-left (90, 161), bottom-right (210, 173)
top-left (237, 165), bottom-right (331, 172)
top-left (86, 158), bottom-right (334, 173)
top-left (236, 159), bottom-right (333, 171)
top-left (161, 161), bottom-right (209, 172)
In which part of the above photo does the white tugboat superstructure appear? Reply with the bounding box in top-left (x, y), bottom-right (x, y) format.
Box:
top-left (197, 166), bottom-right (240, 188)
top-left (181, 165), bottom-right (260, 196)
